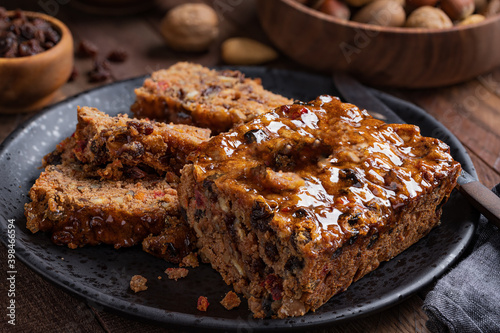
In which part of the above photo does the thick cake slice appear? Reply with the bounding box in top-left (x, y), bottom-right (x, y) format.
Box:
top-left (130, 62), bottom-right (292, 134)
top-left (64, 106), bottom-right (210, 179)
top-left (25, 163), bottom-right (180, 250)
top-left (178, 95), bottom-right (461, 318)
top-left (26, 107), bottom-right (202, 261)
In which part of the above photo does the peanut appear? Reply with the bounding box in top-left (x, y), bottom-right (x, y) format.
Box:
top-left (221, 38), bottom-right (278, 65)
top-left (459, 13), bottom-right (486, 24)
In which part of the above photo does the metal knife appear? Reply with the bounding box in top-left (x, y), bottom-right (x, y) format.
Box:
top-left (333, 72), bottom-right (500, 228)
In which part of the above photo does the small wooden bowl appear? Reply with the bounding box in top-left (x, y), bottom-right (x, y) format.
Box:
top-left (257, 0), bottom-right (500, 88)
top-left (0, 11), bottom-right (74, 113)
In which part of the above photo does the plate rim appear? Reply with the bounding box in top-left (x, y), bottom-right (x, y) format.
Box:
top-left (0, 68), bottom-right (478, 331)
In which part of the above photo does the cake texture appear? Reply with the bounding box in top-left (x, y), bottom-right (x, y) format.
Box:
top-left (130, 62), bottom-right (292, 134)
top-left (51, 106), bottom-right (210, 180)
top-left (26, 106), bottom-right (203, 261)
top-left (178, 95), bottom-right (461, 318)
top-left (25, 163), bottom-right (178, 249)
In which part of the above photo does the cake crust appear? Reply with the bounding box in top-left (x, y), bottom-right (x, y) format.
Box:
top-left (131, 62), bottom-right (292, 134)
top-left (25, 163), bottom-right (178, 249)
top-left (178, 95), bottom-right (461, 318)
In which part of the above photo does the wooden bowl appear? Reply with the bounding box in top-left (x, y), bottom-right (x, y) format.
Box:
top-left (0, 11), bottom-right (73, 113)
top-left (257, 0), bottom-right (500, 88)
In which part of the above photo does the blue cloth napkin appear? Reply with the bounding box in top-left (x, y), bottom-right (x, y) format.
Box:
top-left (424, 184), bottom-right (500, 333)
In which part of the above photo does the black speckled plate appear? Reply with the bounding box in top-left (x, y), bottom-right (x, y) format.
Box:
top-left (0, 68), bottom-right (478, 332)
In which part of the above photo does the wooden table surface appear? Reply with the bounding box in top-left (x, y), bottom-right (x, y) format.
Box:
top-left (1, 1), bottom-right (499, 332)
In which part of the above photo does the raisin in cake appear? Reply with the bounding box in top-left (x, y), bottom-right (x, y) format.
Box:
top-left (130, 62), bottom-right (292, 134)
top-left (178, 95), bottom-right (461, 318)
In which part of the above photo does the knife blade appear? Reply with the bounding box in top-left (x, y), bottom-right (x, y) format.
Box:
top-left (333, 72), bottom-right (500, 228)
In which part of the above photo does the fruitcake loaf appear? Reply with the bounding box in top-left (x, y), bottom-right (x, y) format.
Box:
top-left (26, 107), bottom-right (200, 260)
top-left (25, 163), bottom-right (180, 250)
top-left (130, 62), bottom-right (292, 134)
top-left (60, 106), bottom-right (210, 180)
top-left (178, 95), bottom-right (461, 318)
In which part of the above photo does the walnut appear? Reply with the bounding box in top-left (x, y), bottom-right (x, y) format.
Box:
top-left (160, 3), bottom-right (219, 52)
top-left (405, 6), bottom-right (453, 29)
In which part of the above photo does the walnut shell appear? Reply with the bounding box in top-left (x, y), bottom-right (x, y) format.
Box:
top-left (160, 3), bottom-right (219, 52)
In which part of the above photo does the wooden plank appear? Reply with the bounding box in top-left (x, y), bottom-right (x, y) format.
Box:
top-left (89, 296), bottom-right (430, 333)
top-left (92, 308), bottom-right (183, 333)
top-left (467, 147), bottom-right (500, 189)
top-left (394, 82), bottom-right (500, 174)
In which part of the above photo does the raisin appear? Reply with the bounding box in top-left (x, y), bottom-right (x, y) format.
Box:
top-left (125, 166), bottom-right (146, 179)
top-left (250, 258), bottom-right (266, 277)
top-left (180, 206), bottom-right (188, 222)
top-left (106, 48), bottom-right (128, 62)
top-left (127, 120), bottom-right (154, 135)
top-left (340, 168), bottom-right (360, 187)
top-left (0, 7), bottom-right (7, 19)
top-left (89, 140), bottom-right (107, 164)
top-left (262, 297), bottom-right (273, 317)
top-left (43, 152), bottom-right (62, 166)
top-left (18, 39), bottom-right (43, 56)
top-left (88, 60), bottom-right (112, 83)
top-left (348, 229), bottom-right (359, 245)
top-left (68, 66), bottom-right (78, 82)
top-left (194, 209), bottom-right (204, 221)
top-left (331, 247), bottom-right (343, 259)
top-left (218, 69), bottom-right (245, 82)
top-left (285, 256), bottom-right (304, 272)
top-left (250, 200), bottom-right (274, 232)
top-left (348, 213), bottom-right (361, 226)
top-left (121, 141), bottom-right (145, 159)
top-left (165, 242), bottom-right (178, 258)
top-left (293, 208), bottom-right (308, 218)
top-left (201, 85), bottom-right (221, 96)
top-left (274, 153), bottom-right (295, 171)
top-left (224, 214), bottom-right (238, 244)
top-left (77, 39), bottom-right (98, 58)
top-left (367, 233), bottom-right (379, 249)
top-left (44, 27), bottom-right (60, 44)
top-left (264, 242), bottom-right (279, 262)
top-left (263, 274), bottom-right (283, 301)
top-left (31, 18), bottom-right (50, 30)
top-left (202, 178), bottom-right (215, 191)
top-left (243, 130), bottom-right (258, 144)
top-left (20, 23), bottom-right (35, 40)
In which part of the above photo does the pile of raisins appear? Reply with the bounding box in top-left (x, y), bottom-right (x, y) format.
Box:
top-left (0, 8), bottom-right (61, 58)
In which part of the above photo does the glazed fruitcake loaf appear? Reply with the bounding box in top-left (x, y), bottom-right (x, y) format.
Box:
top-left (25, 163), bottom-right (180, 250)
top-left (64, 106), bottom-right (210, 179)
top-left (130, 62), bottom-right (292, 134)
top-left (178, 95), bottom-right (461, 318)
